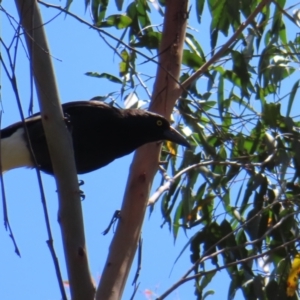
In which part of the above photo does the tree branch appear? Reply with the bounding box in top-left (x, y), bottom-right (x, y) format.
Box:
top-left (96, 0), bottom-right (189, 299)
top-left (14, 1), bottom-right (94, 299)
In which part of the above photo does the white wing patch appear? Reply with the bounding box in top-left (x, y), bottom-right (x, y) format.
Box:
top-left (0, 128), bottom-right (33, 172)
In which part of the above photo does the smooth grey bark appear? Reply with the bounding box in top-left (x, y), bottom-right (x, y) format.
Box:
top-left (15, 1), bottom-right (95, 299)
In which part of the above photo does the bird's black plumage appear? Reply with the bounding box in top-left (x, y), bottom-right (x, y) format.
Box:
top-left (1, 101), bottom-right (189, 174)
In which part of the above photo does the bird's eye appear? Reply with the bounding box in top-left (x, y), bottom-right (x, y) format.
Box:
top-left (156, 120), bottom-right (163, 126)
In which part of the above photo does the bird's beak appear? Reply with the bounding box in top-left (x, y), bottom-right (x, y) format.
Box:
top-left (163, 127), bottom-right (190, 148)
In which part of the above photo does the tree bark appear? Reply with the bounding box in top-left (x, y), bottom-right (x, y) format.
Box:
top-left (15, 1), bottom-right (95, 299)
top-left (96, 0), bottom-right (189, 299)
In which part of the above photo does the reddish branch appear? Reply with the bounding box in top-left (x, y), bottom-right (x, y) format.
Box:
top-left (96, 0), bottom-right (189, 299)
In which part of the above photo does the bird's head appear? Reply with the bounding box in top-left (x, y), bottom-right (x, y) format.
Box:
top-left (123, 110), bottom-right (190, 148)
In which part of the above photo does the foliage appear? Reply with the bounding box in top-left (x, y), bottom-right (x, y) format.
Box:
top-left (83, 0), bottom-right (300, 298)
top-left (287, 253), bottom-right (300, 297)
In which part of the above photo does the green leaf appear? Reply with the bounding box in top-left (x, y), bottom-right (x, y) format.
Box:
top-left (136, 0), bottom-right (151, 29)
top-left (182, 49), bottom-right (204, 70)
top-left (99, 14), bottom-right (132, 29)
top-left (266, 280), bottom-right (286, 300)
top-left (217, 75), bottom-right (224, 119)
top-left (203, 290), bottom-right (215, 299)
top-left (196, 0), bottom-right (205, 23)
top-left (85, 72), bottom-right (122, 84)
top-left (286, 79), bottom-right (300, 117)
top-left (241, 174), bottom-right (265, 214)
top-left (262, 102), bottom-right (281, 128)
top-left (119, 49), bottom-right (130, 77)
top-left (172, 189), bottom-right (184, 240)
top-left (91, 0), bottom-right (109, 23)
top-left (131, 31), bottom-right (162, 49)
top-left (200, 271), bottom-right (216, 291)
top-left (115, 0), bottom-right (123, 10)
top-left (66, 0), bottom-right (73, 10)
top-left (190, 231), bottom-right (205, 264)
top-left (185, 33), bottom-right (206, 60)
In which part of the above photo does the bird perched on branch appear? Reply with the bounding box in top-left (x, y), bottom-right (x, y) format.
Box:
top-left (0, 101), bottom-right (190, 175)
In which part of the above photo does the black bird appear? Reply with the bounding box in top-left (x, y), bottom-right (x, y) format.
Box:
top-left (0, 101), bottom-right (189, 174)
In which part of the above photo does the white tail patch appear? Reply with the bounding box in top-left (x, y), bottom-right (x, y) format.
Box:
top-left (0, 128), bottom-right (33, 172)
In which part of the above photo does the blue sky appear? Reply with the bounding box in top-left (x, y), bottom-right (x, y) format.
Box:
top-left (1, 1), bottom-right (300, 300)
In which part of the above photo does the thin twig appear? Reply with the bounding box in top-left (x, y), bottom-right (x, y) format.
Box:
top-left (0, 34), bottom-right (67, 299)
